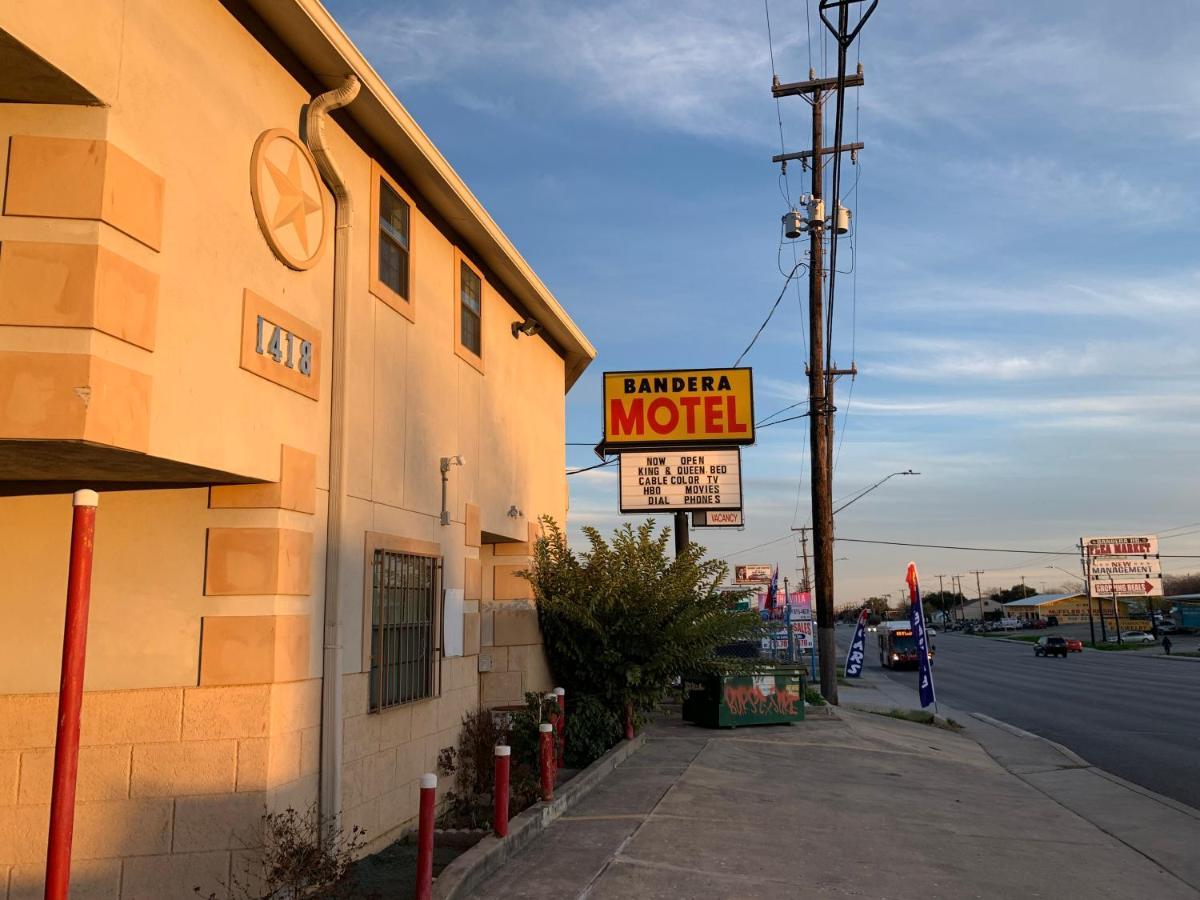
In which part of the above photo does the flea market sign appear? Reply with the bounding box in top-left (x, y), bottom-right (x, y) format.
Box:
top-left (602, 368), bottom-right (754, 449)
top-left (618, 449), bottom-right (741, 513)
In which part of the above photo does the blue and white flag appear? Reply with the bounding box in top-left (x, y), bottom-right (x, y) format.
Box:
top-left (906, 562), bottom-right (937, 709)
top-left (843, 608), bottom-right (869, 678)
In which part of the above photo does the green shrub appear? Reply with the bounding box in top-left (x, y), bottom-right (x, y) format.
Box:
top-left (563, 694), bottom-right (621, 768)
top-left (523, 518), bottom-right (764, 735)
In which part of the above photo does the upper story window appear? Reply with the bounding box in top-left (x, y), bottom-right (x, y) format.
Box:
top-left (379, 183), bottom-right (409, 297)
top-left (454, 250), bottom-right (485, 372)
top-left (369, 163), bottom-right (415, 320)
top-left (460, 262), bottom-right (482, 355)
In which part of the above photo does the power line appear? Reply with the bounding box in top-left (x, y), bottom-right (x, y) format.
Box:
top-left (836, 537), bottom-right (1071, 555)
top-left (718, 533), bottom-right (795, 560)
top-left (566, 459), bottom-right (615, 476)
top-left (732, 261), bottom-right (806, 367)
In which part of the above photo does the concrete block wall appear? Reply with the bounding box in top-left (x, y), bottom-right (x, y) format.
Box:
top-left (340, 653), bottom-right (480, 854)
top-left (0, 679), bottom-right (320, 900)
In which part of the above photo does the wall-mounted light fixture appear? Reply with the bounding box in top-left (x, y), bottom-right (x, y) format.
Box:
top-left (507, 505), bottom-right (523, 518)
top-left (511, 317), bottom-right (541, 339)
top-left (439, 456), bottom-right (465, 525)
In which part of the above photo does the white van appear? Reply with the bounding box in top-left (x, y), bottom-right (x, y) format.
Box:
top-left (999, 618), bottom-right (1021, 631)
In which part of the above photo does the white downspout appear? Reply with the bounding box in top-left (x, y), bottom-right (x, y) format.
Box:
top-left (305, 74), bottom-right (360, 840)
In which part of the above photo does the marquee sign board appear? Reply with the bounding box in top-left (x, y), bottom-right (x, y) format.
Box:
top-left (734, 564), bottom-right (773, 585)
top-left (1088, 557), bottom-right (1162, 578)
top-left (1089, 578), bottom-right (1163, 598)
top-left (602, 368), bottom-right (755, 450)
top-left (618, 449), bottom-right (741, 513)
top-left (691, 509), bottom-right (744, 528)
top-left (1082, 535), bottom-right (1159, 557)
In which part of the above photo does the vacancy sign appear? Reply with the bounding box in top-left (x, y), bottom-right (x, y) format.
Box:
top-left (619, 449), bottom-right (741, 513)
top-left (692, 509), bottom-right (744, 528)
top-left (603, 368), bottom-right (755, 449)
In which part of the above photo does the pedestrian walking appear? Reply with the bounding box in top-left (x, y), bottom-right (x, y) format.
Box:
top-left (1163, 635), bottom-right (1172, 655)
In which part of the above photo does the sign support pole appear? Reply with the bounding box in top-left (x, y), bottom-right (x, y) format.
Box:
top-left (673, 511), bottom-right (689, 558)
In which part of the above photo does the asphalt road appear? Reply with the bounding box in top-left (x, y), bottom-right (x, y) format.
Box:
top-left (837, 627), bottom-right (1200, 810)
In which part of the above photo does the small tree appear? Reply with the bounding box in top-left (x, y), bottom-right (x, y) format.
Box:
top-left (523, 518), bottom-right (764, 737)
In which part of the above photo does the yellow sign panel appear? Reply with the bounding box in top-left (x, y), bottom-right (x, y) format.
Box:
top-left (603, 368), bottom-right (755, 447)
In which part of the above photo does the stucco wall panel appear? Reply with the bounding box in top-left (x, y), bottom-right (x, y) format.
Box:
top-left (4, 136), bottom-right (164, 250)
top-left (0, 0), bottom-right (124, 101)
top-left (0, 351), bottom-right (150, 450)
top-left (0, 241), bottom-right (159, 350)
top-left (369, 300), bottom-right (409, 508)
top-left (204, 527), bottom-right (313, 597)
top-left (0, 491), bottom-right (211, 694)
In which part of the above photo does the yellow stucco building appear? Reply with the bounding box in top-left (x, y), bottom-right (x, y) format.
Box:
top-left (0, 0), bottom-right (594, 895)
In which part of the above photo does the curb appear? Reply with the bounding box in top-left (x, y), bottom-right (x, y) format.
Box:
top-left (970, 712), bottom-right (1090, 767)
top-left (431, 732), bottom-right (647, 899)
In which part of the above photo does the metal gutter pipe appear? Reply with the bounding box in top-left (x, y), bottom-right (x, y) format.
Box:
top-left (305, 74), bottom-right (360, 840)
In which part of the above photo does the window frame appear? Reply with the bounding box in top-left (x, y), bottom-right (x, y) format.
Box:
top-left (453, 248), bottom-right (485, 373)
top-left (369, 162), bottom-right (416, 322)
top-left (361, 532), bottom-right (443, 715)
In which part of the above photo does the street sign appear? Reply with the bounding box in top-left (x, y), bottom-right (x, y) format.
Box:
top-left (691, 509), bottom-right (744, 528)
top-left (602, 368), bottom-right (755, 449)
top-left (618, 449), bottom-right (741, 513)
top-left (1082, 535), bottom-right (1159, 557)
top-left (734, 564), bottom-right (773, 584)
top-left (1088, 557), bottom-right (1162, 578)
top-left (1089, 579), bottom-right (1164, 598)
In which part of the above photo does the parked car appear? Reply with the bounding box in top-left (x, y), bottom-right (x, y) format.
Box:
top-left (1034, 636), bottom-right (1069, 658)
top-left (1046, 615), bottom-right (1059, 627)
top-left (999, 618), bottom-right (1021, 631)
top-left (1119, 631), bottom-right (1156, 644)
top-left (1064, 638), bottom-right (1084, 653)
top-left (1157, 621), bottom-right (1180, 634)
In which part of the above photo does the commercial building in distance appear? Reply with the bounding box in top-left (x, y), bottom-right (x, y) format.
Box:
top-left (1002, 592), bottom-right (1139, 625)
top-left (0, 0), bottom-right (593, 895)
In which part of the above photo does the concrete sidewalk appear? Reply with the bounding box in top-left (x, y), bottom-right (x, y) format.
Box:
top-left (464, 705), bottom-right (1198, 899)
top-left (840, 661), bottom-right (1200, 894)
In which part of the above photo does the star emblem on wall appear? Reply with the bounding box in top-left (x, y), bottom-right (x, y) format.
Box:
top-left (250, 129), bottom-right (329, 270)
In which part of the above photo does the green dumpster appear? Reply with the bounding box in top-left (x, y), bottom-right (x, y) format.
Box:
top-left (682, 667), bottom-right (806, 728)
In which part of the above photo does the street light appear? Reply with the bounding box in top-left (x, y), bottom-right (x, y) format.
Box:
top-left (833, 469), bottom-right (920, 515)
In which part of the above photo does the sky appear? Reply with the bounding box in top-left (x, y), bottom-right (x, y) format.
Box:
top-left (326, 0), bottom-right (1200, 605)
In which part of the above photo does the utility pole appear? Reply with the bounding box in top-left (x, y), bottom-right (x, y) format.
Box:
top-left (971, 570), bottom-right (986, 621)
top-left (1020, 575), bottom-right (1027, 597)
top-left (792, 527), bottom-right (812, 593)
top-left (936, 574), bottom-right (946, 624)
top-left (772, 0), bottom-right (876, 703)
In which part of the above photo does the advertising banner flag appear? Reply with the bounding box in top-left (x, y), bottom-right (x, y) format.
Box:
top-left (906, 563), bottom-right (937, 709)
top-left (765, 566), bottom-right (779, 610)
top-left (843, 608), bottom-right (869, 678)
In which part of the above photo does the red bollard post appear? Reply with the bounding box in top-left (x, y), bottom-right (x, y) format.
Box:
top-left (493, 745), bottom-right (510, 837)
top-left (45, 489), bottom-right (99, 900)
top-left (538, 723), bottom-right (555, 801)
top-left (415, 773), bottom-right (436, 900)
top-left (554, 687), bottom-right (566, 766)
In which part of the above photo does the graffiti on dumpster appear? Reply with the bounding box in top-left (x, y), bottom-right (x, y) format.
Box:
top-left (723, 676), bottom-right (800, 717)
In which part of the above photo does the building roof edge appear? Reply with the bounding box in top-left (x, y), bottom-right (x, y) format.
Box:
top-left (247, 0), bottom-right (596, 390)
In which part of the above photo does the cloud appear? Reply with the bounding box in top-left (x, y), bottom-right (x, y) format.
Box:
top-left (941, 156), bottom-right (1176, 227)
top-left (862, 338), bottom-right (1112, 382)
top-left (344, 0), bottom-right (790, 138)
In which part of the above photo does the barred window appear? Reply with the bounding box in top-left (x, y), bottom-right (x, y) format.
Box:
top-left (370, 549), bottom-right (439, 712)
top-left (459, 261), bottom-right (482, 357)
